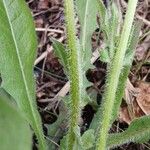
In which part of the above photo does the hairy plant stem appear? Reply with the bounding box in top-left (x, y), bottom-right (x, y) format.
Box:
top-left (64, 0), bottom-right (81, 149)
top-left (96, 0), bottom-right (138, 150)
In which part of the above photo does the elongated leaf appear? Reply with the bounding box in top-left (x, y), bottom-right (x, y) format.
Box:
top-left (52, 39), bottom-right (68, 76)
top-left (124, 21), bottom-right (142, 66)
top-left (0, 1), bottom-right (46, 149)
top-left (76, 0), bottom-right (98, 70)
top-left (97, 0), bottom-right (109, 41)
top-left (76, 0), bottom-right (98, 107)
top-left (97, 0), bottom-right (106, 26)
top-left (107, 3), bottom-right (120, 59)
top-left (107, 116), bottom-right (150, 148)
top-left (0, 88), bottom-right (32, 150)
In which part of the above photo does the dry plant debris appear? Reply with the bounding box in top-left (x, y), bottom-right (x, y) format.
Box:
top-left (136, 81), bottom-right (150, 115)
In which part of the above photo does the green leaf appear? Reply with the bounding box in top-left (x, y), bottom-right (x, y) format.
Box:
top-left (47, 102), bottom-right (68, 150)
top-left (63, 128), bottom-right (95, 150)
top-left (111, 66), bottom-right (131, 123)
top-left (60, 135), bottom-right (68, 150)
top-left (97, 0), bottom-right (109, 39)
top-left (0, 1), bottom-right (46, 149)
top-left (96, 0), bottom-right (106, 25)
top-left (80, 77), bottom-right (93, 107)
top-left (0, 88), bottom-right (32, 150)
top-left (60, 126), bottom-right (82, 150)
top-left (76, 0), bottom-right (98, 107)
top-left (81, 129), bottom-right (95, 150)
top-left (76, 0), bottom-right (98, 70)
top-left (124, 21), bottom-right (142, 66)
top-left (107, 3), bottom-right (120, 59)
top-left (89, 106), bottom-right (103, 135)
top-left (99, 48), bottom-right (110, 63)
top-left (97, 2), bottom-right (121, 60)
top-left (73, 126), bottom-right (82, 150)
top-left (107, 116), bottom-right (150, 149)
top-left (52, 39), bottom-right (68, 76)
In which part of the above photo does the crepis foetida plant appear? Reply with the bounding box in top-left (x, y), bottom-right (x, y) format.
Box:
top-left (0, 0), bottom-right (150, 150)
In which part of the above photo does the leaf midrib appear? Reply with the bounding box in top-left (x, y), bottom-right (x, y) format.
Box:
top-left (2, 0), bottom-right (37, 126)
top-left (81, 0), bottom-right (89, 52)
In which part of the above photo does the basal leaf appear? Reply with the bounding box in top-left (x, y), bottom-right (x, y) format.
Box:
top-left (0, 1), bottom-right (46, 149)
top-left (81, 129), bottom-right (95, 150)
top-left (47, 102), bottom-right (68, 150)
top-left (0, 88), bottom-right (32, 150)
top-left (76, 0), bottom-right (98, 70)
top-left (60, 126), bottom-right (82, 150)
top-left (76, 0), bottom-right (98, 107)
top-left (107, 116), bottom-right (150, 149)
top-left (60, 135), bottom-right (67, 150)
top-left (99, 48), bottom-right (110, 63)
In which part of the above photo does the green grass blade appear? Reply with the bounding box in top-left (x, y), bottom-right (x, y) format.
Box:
top-left (0, 88), bottom-right (32, 150)
top-left (0, 1), bottom-right (46, 149)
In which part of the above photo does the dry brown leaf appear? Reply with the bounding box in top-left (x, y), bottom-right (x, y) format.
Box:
top-left (136, 81), bottom-right (150, 115)
top-left (132, 100), bottom-right (145, 118)
top-left (119, 106), bottom-right (132, 124)
top-left (119, 99), bottom-right (144, 125)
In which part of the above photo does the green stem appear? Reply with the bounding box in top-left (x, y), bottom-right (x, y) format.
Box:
top-left (96, 0), bottom-right (138, 150)
top-left (64, 0), bottom-right (81, 149)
